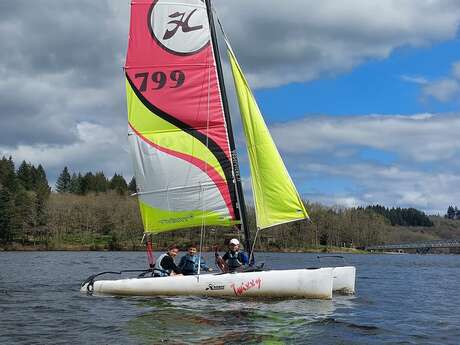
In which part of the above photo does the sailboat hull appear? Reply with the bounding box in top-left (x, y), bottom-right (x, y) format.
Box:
top-left (81, 268), bottom-right (334, 299)
top-left (332, 266), bottom-right (356, 294)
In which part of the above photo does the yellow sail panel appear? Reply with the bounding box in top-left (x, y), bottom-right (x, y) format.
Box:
top-left (228, 50), bottom-right (309, 229)
top-left (138, 200), bottom-right (238, 234)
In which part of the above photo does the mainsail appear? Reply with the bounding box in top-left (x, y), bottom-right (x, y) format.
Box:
top-left (227, 48), bottom-right (310, 229)
top-left (125, 0), bottom-right (240, 233)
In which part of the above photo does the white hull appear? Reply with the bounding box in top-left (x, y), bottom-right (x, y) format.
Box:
top-left (332, 266), bottom-right (356, 294)
top-left (81, 268), bottom-right (334, 299)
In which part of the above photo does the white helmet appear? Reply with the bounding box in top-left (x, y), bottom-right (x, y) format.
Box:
top-left (229, 238), bottom-right (240, 245)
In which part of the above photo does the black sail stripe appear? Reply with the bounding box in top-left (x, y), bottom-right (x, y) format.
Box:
top-left (126, 73), bottom-right (240, 221)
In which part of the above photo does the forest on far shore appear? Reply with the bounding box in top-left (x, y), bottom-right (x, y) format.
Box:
top-left (1, 156), bottom-right (460, 252)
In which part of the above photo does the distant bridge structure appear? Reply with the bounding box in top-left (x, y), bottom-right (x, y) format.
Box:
top-left (365, 240), bottom-right (460, 254)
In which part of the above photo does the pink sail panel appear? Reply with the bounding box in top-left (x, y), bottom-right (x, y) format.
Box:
top-left (126, 0), bottom-right (229, 157)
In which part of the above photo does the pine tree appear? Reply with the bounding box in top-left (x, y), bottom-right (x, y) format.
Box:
top-left (76, 173), bottom-right (84, 194)
top-left (12, 188), bottom-right (36, 240)
top-left (17, 161), bottom-right (34, 190)
top-left (0, 156), bottom-right (18, 193)
top-left (35, 183), bottom-right (49, 226)
top-left (128, 177), bottom-right (137, 193)
top-left (34, 165), bottom-right (50, 193)
top-left (80, 172), bottom-right (94, 194)
top-left (69, 173), bottom-right (81, 194)
top-left (30, 165), bottom-right (38, 189)
top-left (30, 164), bottom-right (50, 226)
top-left (447, 206), bottom-right (456, 219)
top-left (93, 172), bottom-right (108, 193)
top-left (0, 187), bottom-right (14, 242)
top-left (109, 173), bottom-right (128, 195)
top-left (0, 157), bottom-right (7, 184)
top-left (56, 167), bottom-right (71, 193)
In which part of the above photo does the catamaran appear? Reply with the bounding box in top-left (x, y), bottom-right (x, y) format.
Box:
top-left (81, 0), bottom-right (356, 299)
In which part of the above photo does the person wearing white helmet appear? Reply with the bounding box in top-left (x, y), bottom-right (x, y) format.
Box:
top-left (218, 238), bottom-right (249, 273)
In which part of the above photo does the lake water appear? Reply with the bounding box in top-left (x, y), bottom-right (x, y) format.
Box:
top-left (1, 251), bottom-right (459, 344)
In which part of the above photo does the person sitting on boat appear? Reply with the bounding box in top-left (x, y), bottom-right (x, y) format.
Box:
top-left (178, 244), bottom-right (213, 276)
top-left (217, 238), bottom-right (249, 273)
top-left (153, 244), bottom-right (183, 277)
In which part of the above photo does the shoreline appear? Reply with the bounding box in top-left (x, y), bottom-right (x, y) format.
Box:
top-left (0, 243), bottom-right (367, 254)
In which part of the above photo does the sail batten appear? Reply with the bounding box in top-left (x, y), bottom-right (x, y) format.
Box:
top-left (227, 48), bottom-right (310, 229)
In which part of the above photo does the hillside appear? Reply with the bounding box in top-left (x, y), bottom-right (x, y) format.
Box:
top-left (2, 192), bottom-right (459, 252)
top-left (2, 156), bottom-right (460, 252)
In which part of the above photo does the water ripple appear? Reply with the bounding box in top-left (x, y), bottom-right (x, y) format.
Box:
top-left (1, 252), bottom-right (459, 344)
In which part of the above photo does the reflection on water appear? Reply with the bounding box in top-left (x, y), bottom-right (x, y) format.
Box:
top-left (126, 296), bottom-right (354, 344)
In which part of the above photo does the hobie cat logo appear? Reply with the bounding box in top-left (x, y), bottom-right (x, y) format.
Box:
top-left (149, 0), bottom-right (209, 55)
top-left (205, 283), bottom-right (225, 291)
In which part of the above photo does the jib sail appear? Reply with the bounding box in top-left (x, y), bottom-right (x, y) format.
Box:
top-left (227, 47), bottom-right (310, 229)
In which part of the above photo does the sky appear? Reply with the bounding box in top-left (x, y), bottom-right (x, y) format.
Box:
top-left (0, 0), bottom-right (459, 215)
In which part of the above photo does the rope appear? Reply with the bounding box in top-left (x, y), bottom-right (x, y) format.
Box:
top-left (196, 33), bottom-right (214, 281)
top-left (249, 227), bottom-right (260, 266)
top-left (146, 237), bottom-right (155, 268)
top-left (198, 216), bottom-right (206, 278)
top-left (235, 224), bottom-right (242, 244)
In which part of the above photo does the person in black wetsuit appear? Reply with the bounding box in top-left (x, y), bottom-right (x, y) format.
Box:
top-left (218, 238), bottom-right (249, 273)
top-left (153, 244), bottom-right (183, 277)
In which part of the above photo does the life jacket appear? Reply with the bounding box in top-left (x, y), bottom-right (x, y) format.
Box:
top-left (181, 254), bottom-right (199, 275)
top-left (153, 253), bottom-right (171, 277)
top-left (226, 251), bottom-right (243, 271)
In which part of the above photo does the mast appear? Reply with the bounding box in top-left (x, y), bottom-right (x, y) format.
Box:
top-left (205, 0), bottom-right (252, 256)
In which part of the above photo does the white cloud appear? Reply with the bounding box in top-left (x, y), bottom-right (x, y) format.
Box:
top-left (264, 113), bottom-right (460, 214)
top-left (271, 113), bottom-right (460, 163)
top-left (0, 122), bottom-right (131, 184)
top-left (298, 161), bottom-right (460, 214)
top-left (215, 0), bottom-right (460, 88)
top-left (401, 75), bottom-right (428, 84)
top-left (453, 61), bottom-right (460, 80)
top-left (416, 60), bottom-right (460, 102)
top-left (233, 112), bottom-right (460, 214)
top-left (422, 78), bottom-right (460, 101)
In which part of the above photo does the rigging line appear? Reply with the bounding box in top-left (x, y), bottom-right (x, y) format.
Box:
top-left (166, 185), bottom-right (171, 220)
top-left (207, 0), bottom-right (252, 257)
top-left (198, 222), bottom-right (206, 278)
top-left (146, 234), bottom-right (155, 268)
top-left (213, 7), bottom-right (234, 55)
top-left (198, 43), bottom-right (213, 280)
top-left (249, 227), bottom-right (260, 266)
top-left (234, 223), bottom-right (242, 246)
top-left (198, 182), bottom-right (206, 281)
top-left (140, 233), bottom-right (146, 245)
